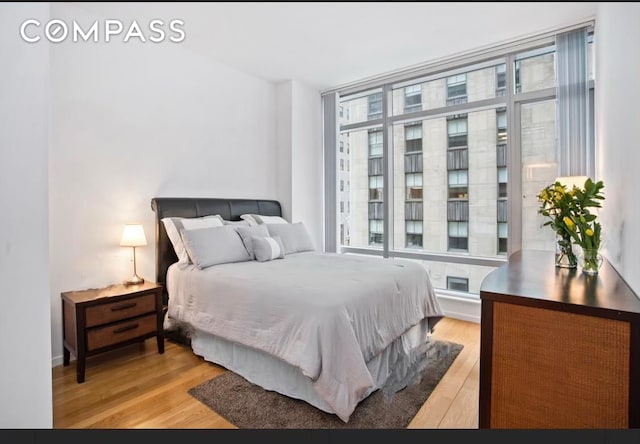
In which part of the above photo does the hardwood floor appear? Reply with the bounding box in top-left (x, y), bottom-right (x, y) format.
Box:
top-left (52, 317), bottom-right (480, 429)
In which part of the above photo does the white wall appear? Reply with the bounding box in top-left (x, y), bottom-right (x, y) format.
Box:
top-left (291, 81), bottom-right (323, 251)
top-left (0, 3), bottom-right (52, 428)
top-left (275, 80), bottom-right (323, 250)
top-left (595, 2), bottom-right (640, 295)
top-left (49, 3), bottom-right (278, 365)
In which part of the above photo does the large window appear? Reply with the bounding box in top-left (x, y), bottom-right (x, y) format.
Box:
top-left (330, 25), bottom-right (594, 298)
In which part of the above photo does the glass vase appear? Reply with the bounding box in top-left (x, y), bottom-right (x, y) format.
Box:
top-left (555, 235), bottom-right (577, 268)
top-left (578, 248), bottom-right (603, 274)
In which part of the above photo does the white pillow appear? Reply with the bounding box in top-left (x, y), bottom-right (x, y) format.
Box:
top-left (179, 225), bottom-right (250, 269)
top-left (240, 214), bottom-right (288, 226)
top-left (236, 225), bottom-right (270, 260)
top-left (266, 222), bottom-right (315, 255)
top-left (252, 235), bottom-right (286, 262)
top-left (161, 215), bottom-right (224, 264)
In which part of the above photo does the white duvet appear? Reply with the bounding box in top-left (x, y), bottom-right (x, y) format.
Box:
top-left (167, 251), bottom-right (444, 422)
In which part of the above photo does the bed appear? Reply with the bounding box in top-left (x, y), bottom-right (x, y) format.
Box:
top-left (151, 197), bottom-right (445, 423)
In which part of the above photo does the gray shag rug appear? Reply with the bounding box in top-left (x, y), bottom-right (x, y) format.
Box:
top-left (188, 339), bottom-right (463, 429)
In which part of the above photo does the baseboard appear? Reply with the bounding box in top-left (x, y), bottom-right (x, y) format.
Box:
top-left (435, 291), bottom-right (481, 324)
top-left (52, 355), bottom-right (64, 368)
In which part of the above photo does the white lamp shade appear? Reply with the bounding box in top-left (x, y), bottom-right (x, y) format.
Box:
top-left (120, 224), bottom-right (147, 247)
top-left (555, 176), bottom-right (590, 189)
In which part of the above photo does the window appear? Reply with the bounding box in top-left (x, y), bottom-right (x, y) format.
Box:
top-left (448, 170), bottom-right (468, 199)
top-left (498, 222), bottom-right (508, 254)
top-left (406, 173), bottom-right (423, 200)
top-left (340, 140), bottom-right (344, 152)
top-left (447, 276), bottom-right (469, 292)
top-left (448, 221), bottom-right (468, 250)
top-left (405, 123), bottom-right (422, 152)
top-left (330, 26), bottom-right (594, 298)
top-left (496, 64), bottom-right (506, 95)
top-left (340, 180), bottom-right (344, 192)
top-left (369, 175), bottom-right (383, 201)
top-left (340, 158), bottom-right (344, 171)
top-left (447, 116), bottom-right (468, 147)
top-left (369, 219), bottom-right (383, 245)
top-left (404, 84), bottom-right (421, 112)
top-left (340, 201), bottom-right (344, 213)
top-left (368, 129), bottom-right (383, 157)
top-left (406, 220), bottom-right (423, 248)
top-left (368, 93), bottom-right (382, 120)
top-left (497, 167), bottom-right (508, 198)
top-left (447, 74), bottom-right (467, 104)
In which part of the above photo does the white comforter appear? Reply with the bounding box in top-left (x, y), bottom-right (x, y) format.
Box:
top-left (167, 251), bottom-right (443, 422)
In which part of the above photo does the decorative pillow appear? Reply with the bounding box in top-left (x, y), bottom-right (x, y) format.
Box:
top-left (161, 215), bottom-right (224, 264)
top-left (240, 214), bottom-right (288, 226)
top-left (252, 235), bottom-right (286, 262)
top-left (179, 225), bottom-right (250, 269)
top-left (235, 224), bottom-right (270, 260)
top-left (266, 222), bottom-right (315, 255)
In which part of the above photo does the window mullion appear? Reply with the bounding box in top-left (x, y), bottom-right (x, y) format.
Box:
top-left (382, 84), bottom-right (392, 258)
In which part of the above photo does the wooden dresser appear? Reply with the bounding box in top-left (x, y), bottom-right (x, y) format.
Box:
top-left (61, 282), bottom-right (164, 383)
top-left (479, 250), bottom-right (640, 429)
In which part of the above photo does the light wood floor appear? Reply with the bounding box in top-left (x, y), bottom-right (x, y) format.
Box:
top-left (52, 317), bottom-right (480, 429)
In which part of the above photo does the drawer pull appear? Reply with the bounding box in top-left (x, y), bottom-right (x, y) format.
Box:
top-left (111, 302), bottom-right (137, 312)
top-left (113, 323), bottom-right (139, 334)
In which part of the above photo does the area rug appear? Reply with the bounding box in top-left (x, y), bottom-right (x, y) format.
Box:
top-left (188, 339), bottom-right (463, 429)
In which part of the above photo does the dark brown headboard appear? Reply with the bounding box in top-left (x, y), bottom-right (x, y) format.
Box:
top-left (150, 197), bottom-right (282, 304)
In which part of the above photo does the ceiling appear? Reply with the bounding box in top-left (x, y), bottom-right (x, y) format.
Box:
top-left (73, 2), bottom-right (597, 91)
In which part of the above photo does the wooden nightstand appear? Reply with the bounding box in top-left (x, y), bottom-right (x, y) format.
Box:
top-left (61, 282), bottom-right (164, 383)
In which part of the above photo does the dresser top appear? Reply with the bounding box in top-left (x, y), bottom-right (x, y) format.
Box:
top-left (61, 282), bottom-right (162, 304)
top-left (480, 250), bottom-right (640, 320)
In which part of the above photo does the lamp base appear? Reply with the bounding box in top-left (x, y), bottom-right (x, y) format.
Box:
top-left (123, 275), bottom-right (145, 286)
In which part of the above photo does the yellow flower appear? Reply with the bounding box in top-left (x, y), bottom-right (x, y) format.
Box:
top-left (586, 228), bottom-right (594, 236)
top-left (563, 216), bottom-right (575, 230)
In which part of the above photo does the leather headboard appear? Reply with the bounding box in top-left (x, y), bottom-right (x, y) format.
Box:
top-left (150, 197), bottom-right (282, 304)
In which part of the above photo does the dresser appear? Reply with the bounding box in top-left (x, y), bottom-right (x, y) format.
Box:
top-left (61, 282), bottom-right (164, 383)
top-left (479, 250), bottom-right (640, 429)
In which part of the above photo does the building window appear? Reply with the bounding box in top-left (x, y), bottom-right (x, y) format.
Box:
top-left (340, 158), bottom-right (344, 171)
top-left (406, 173), bottom-right (423, 200)
top-left (406, 220), bottom-right (423, 248)
top-left (369, 219), bottom-right (383, 245)
top-left (340, 224), bottom-right (345, 245)
top-left (447, 276), bottom-right (469, 292)
top-left (368, 93), bottom-right (382, 120)
top-left (405, 153), bottom-right (423, 173)
top-left (405, 122), bottom-right (422, 152)
top-left (448, 170), bottom-right (468, 199)
top-left (496, 64), bottom-right (506, 96)
top-left (340, 140), bottom-right (344, 153)
top-left (446, 74), bottom-right (467, 105)
top-left (404, 84), bottom-right (421, 113)
top-left (497, 109), bottom-right (507, 143)
top-left (497, 167), bottom-right (508, 198)
top-left (368, 129), bottom-right (383, 157)
top-left (369, 175), bottom-right (383, 201)
top-left (340, 201), bottom-right (344, 213)
top-left (340, 180), bottom-right (344, 192)
top-left (498, 222), bottom-right (508, 254)
top-left (447, 116), bottom-right (468, 147)
top-left (339, 106), bottom-right (344, 119)
top-left (448, 221), bottom-right (468, 251)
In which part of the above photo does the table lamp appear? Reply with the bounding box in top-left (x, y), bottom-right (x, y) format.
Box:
top-left (120, 224), bottom-right (147, 285)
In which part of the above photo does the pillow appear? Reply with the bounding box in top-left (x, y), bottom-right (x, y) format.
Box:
top-left (179, 225), bottom-right (250, 269)
top-left (236, 225), bottom-right (270, 260)
top-left (161, 215), bottom-right (224, 264)
top-left (240, 214), bottom-right (288, 226)
top-left (252, 235), bottom-right (285, 262)
top-left (266, 222), bottom-right (315, 255)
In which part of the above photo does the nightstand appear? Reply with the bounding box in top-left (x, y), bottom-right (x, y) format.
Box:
top-left (61, 282), bottom-right (164, 383)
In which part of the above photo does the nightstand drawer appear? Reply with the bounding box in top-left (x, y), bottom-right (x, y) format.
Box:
top-left (87, 314), bottom-right (157, 351)
top-left (85, 293), bottom-right (156, 327)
